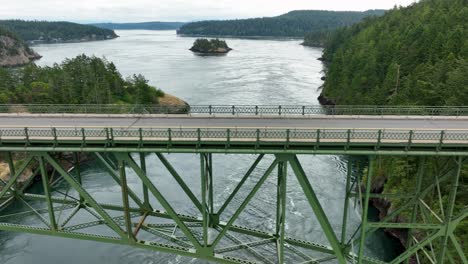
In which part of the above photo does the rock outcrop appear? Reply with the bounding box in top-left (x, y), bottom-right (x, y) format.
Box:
top-left (0, 35), bottom-right (41, 67)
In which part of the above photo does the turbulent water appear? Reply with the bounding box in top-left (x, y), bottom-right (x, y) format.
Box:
top-left (0, 30), bottom-right (398, 263)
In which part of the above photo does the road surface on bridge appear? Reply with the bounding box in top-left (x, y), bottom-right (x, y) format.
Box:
top-left (0, 116), bottom-right (468, 130)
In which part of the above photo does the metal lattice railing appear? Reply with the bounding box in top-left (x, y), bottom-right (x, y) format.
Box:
top-left (1, 104), bottom-right (468, 116)
top-left (1, 127), bottom-right (468, 147)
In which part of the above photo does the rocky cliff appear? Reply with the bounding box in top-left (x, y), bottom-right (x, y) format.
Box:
top-left (0, 34), bottom-right (41, 67)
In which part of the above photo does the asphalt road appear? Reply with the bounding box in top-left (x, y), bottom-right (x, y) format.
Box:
top-left (0, 116), bottom-right (468, 130)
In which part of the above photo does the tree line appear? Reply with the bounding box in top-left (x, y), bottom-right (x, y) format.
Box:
top-left (0, 20), bottom-right (118, 42)
top-left (0, 55), bottom-right (164, 105)
top-left (178, 10), bottom-right (385, 38)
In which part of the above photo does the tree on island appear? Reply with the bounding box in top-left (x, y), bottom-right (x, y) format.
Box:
top-left (190, 38), bottom-right (232, 54)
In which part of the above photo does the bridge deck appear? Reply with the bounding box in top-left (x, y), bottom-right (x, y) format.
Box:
top-left (0, 115), bottom-right (467, 155)
top-left (1, 115), bottom-right (468, 129)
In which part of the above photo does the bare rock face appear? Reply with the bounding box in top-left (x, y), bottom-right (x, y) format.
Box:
top-left (0, 35), bottom-right (42, 67)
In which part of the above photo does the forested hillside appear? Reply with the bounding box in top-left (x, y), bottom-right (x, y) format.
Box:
top-left (320, 0), bottom-right (467, 105)
top-left (0, 20), bottom-right (118, 43)
top-left (92, 22), bottom-right (185, 30)
top-left (177, 10), bottom-right (385, 38)
top-left (319, 1), bottom-right (467, 262)
top-left (0, 55), bottom-right (163, 104)
top-left (0, 27), bottom-right (41, 67)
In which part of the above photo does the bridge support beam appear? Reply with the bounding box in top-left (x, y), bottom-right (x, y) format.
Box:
top-left (341, 159), bottom-right (353, 246)
top-left (122, 153), bottom-right (203, 250)
top-left (405, 157), bottom-right (425, 264)
top-left (0, 151), bottom-right (466, 264)
top-left (275, 157), bottom-right (287, 263)
top-left (437, 156), bottom-right (462, 263)
top-left (139, 152), bottom-right (151, 210)
top-left (357, 156), bottom-right (374, 264)
top-left (6, 152), bottom-right (16, 194)
top-left (116, 154), bottom-right (137, 242)
top-left (289, 155), bottom-right (347, 264)
top-left (39, 155), bottom-right (57, 231)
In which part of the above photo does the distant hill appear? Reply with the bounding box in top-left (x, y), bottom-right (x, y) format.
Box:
top-left (0, 26), bottom-right (41, 67)
top-left (177, 10), bottom-right (386, 38)
top-left (92, 22), bottom-right (186, 30)
top-left (0, 20), bottom-right (118, 44)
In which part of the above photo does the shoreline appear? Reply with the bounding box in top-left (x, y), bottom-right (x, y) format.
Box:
top-left (28, 36), bottom-right (119, 46)
top-left (178, 33), bottom-right (304, 41)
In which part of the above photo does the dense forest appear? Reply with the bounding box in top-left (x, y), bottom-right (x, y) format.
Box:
top-left (319, 0), bottom-right (467, 262)
top-left (92, 22), bottom-right (185, 30)
top-left (302, 31), bottom-right (334, 47)
top-left (177, 10), bottom-right (385, 38)
top-left (320, 0), bottom-right (467, 106)
top-left (0, 20), bottom-right (118, 43)
top-left (0, 55), bottom-right (164, 104)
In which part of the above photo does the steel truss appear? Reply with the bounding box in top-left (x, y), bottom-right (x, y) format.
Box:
top-left (0, 151), bottom-right (466, 264)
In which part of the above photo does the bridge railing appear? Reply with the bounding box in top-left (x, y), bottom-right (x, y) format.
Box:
top-left (0, 104), bottom-right (468, 116)
top-left (1, 127), bottom-right (467, 147)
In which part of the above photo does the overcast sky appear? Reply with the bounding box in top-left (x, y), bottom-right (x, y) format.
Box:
top-left (1, 0), bottom-right (419, 23)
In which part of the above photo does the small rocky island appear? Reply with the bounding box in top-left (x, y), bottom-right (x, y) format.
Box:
top-left (190, 38), bottom-right (232, 55)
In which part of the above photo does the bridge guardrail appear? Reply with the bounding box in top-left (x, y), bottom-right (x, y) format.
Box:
top-left (1, 127), bottom-right (467, 147)
top-left (1, 104), bottom-right (468, 116)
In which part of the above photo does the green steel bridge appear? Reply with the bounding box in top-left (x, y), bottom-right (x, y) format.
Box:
top-left (0, 105), bottom-right (467, 264)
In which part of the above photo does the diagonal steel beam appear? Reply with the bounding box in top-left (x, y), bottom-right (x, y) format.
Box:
top-left (390, 231), bottom-right (442, 264)
top-left (17, 196), bottom-right (51, 228)
top-left (0, 155), bottom-right (34, 200)
top-left (216, 238), bottom-right (275, 254)
top-left (119, 152), bottom-right (202, 249)
top-left (289, 155), bottom-right (347, 264)
top-left (116, 155), bottom-right (136, 242)
top-left (211, 158), bottom-right (278, 249)
top-left (437, 156), bottom-right (462, 263)
top-left (449, 234), bottom-right (467, 263)
top-left (156, 153), bottom-right (203, 213)
top-left (43, 152), bottom-right (128, 239)
top-left (6, 152), bottom-right (15, 190)
top-left (94, 153), bottom-right (145, 209)
top-left (350, 157), bottom-right (467, 248)
top-left (406, 157), bottom-right (426, 264)
top-left (217, 154), bottom-right (264, 216)
top-left (39, 156), bottom-right (57, 231)
top-left (220, 228), bottom-right (274, 264)
top-left (358, 157), bottom-right (374, 264)
top-left (139, 153), bottom-right (151, 210)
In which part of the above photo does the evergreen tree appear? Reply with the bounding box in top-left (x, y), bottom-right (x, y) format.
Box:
top-left (0, 55), bottom-right (164, 105)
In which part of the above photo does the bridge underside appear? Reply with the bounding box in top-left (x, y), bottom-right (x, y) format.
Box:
top-left (0, 148), bottom-right (466, 264)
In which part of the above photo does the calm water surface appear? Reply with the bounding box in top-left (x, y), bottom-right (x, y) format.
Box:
top-left (0, 31), bottom-right (397, 263)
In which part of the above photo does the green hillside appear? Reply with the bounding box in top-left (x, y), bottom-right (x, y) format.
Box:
top-left (0, 20), bottom-right (118, 43)
top-left (177, 10), bottom-right (385, 38)
top-left (320, 0), bottom-right (467, 106)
